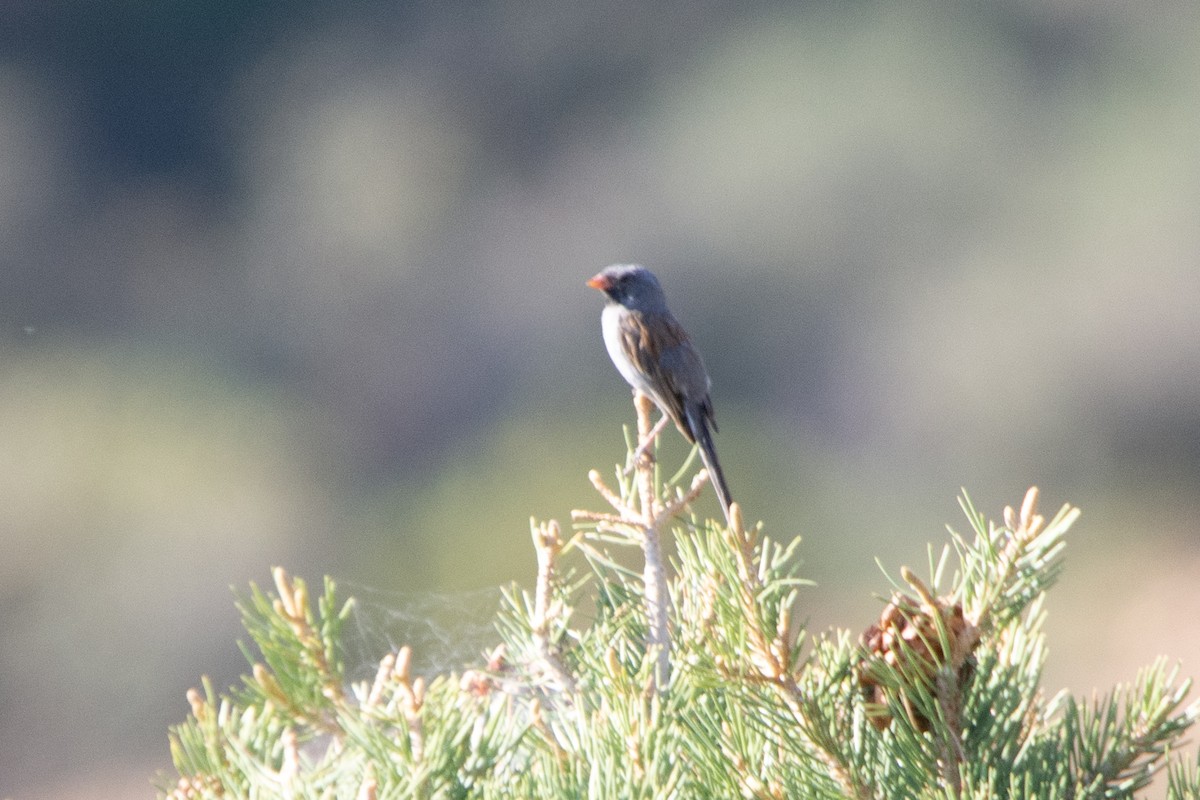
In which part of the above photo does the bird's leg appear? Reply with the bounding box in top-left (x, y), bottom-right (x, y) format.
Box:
top-left (627, 393), bottom-right (669, 474)
top-left (634, 413), bottom-right (670, 462)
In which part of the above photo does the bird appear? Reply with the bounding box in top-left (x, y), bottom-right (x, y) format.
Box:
top-left (587, 263), bottom-right (732, 520)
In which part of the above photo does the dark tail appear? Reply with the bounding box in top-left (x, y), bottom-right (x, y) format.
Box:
top-left (686, 407), bottom-right (733, 524)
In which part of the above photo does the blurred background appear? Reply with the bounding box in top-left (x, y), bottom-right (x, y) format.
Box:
top-left (2, 1), bottom-right (1199, 796)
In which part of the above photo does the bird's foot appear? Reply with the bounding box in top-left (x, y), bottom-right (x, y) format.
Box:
top-left (625, 414), bottom-right (670, 474)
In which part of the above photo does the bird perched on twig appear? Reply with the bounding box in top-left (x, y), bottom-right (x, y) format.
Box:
top-left (587, 264), bottom-right (733, 520)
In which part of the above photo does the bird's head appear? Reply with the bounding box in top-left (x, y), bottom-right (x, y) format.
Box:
top-left (587, 264), bottom-right (668, 313)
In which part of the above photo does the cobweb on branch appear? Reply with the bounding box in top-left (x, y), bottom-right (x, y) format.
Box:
top-left (339, 582), bottom-right (506, 682)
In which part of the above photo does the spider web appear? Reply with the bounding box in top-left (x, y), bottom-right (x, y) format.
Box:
top-left (338, 582), bottom-right (507, 683)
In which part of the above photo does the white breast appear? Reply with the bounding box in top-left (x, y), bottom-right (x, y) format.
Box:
top-left (601, 304), bottom-right (652, 395)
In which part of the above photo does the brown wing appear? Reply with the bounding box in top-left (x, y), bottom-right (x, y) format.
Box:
top-left (618, 309), bottom-right (711, 443)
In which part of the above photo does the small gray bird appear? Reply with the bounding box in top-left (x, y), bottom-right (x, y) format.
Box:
top-left (587, 264), bottom-right (732, 519)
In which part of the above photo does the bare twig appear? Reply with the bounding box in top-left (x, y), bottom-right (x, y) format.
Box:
top-left (635, 393), bottom-right (672, 692)
top-left (571, 390), bottom-right (725, 693)
top-left (393, 646), bottom-right (425, 762)
top-left (530, 519), bottom-right (577, 693)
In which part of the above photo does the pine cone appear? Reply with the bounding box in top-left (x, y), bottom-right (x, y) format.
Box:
top-left (857, 591), bottom-right (979, 731)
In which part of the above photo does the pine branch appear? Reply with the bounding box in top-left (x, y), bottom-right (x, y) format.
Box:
top-left (1060, 660), bottom-right (1199, 798)
top-left (160, 423), bottom-right (1200, 800)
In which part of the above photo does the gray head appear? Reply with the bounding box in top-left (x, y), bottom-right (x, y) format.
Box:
top-left (586, 264), bottom-right (669, 313)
